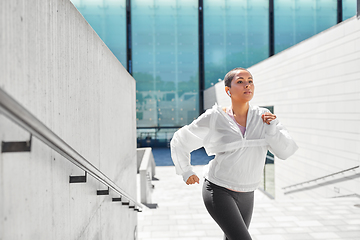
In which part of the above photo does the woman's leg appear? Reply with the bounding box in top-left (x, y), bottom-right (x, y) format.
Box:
top-left (202, 180), bottom-right (254, 240)
top-left (233, 190), bottom-right (254, 229)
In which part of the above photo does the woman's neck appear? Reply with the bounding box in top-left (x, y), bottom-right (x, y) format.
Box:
top-left (231, 102), bottom-right (249, 117)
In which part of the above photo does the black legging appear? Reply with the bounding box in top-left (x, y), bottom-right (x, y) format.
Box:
top-left (202, 179), bottom-right (254, 240)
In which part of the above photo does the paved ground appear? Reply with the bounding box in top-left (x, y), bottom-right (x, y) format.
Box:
top-left (138, 166), bottom-right (360, 240)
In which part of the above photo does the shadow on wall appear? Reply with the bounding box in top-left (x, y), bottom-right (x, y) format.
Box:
top-left (283, 172), bottom-right (360, 196)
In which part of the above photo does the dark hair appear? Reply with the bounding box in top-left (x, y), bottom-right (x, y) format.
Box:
top-left (224, 67), bottom-right (251, 87)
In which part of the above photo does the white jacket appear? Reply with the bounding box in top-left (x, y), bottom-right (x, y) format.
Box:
top-left (170, 104), bottom-right (298, 192)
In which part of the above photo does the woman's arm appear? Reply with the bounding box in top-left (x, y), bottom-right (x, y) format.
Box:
top-left (262, 112), bottom-right (298, 160)
top-left (170, 110), bottom-right (212, 183)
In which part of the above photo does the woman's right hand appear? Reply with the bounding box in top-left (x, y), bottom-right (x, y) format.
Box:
top-left (186, 174), bottom-right (200, 185)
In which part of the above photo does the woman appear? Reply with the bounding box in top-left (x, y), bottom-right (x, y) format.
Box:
top-left (170, 67), bottom-right (298, 240)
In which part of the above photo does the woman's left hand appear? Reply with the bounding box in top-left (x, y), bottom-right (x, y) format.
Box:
top-left (262, 112), bottom-right (276, 125)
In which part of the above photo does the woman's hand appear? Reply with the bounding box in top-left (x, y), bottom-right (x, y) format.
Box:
top-left (186, 174), bottom-right (200, 185)
top-left (262, 112), bottom-right (276, 125)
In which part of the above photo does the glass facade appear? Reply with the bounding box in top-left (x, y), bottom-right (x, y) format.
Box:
top-left (343, 0), bottom-right (358, 20)
top-left (275, 0), bottom-right (337, 54)
top-left (204, 0), bottom-right (269, 88)
top-left (71, 0), bottom-right (357, 135)
top-left (132, 0), bottom-right (199, 130)
top-left (71, 0), bottom-right (127, 66)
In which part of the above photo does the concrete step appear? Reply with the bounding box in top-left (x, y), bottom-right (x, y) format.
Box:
top-left (138, 166), bottom-right (360, 240)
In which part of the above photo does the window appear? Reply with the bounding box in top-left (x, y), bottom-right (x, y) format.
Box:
top-left (204, 0), bottom-right (269, 88)
top-left (132, 0), bottom-right (199, 129)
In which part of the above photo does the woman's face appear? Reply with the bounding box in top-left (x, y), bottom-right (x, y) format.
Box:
top-left (226, 70), bottom-right (254, 103)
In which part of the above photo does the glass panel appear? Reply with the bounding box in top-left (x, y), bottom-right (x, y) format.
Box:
top-left (136, 128), bottom-right (178, 148)
top-left (343, 0), bottom-right (357, 20)
top-left (261, 106), bottom-right (275, 197)
top-left (71, 0), bottom-right (127, 66)
top-left (275, 0), bottom-right (337, 54)
top-left (204, 0), bottom-right (269, 89)
top-left (132, 0), bottom-right (199, 131)
top-left (264, 151), bottom-right (275, 196)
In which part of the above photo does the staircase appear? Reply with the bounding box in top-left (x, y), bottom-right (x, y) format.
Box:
top-left (138, 165), bottom-right (360, 240)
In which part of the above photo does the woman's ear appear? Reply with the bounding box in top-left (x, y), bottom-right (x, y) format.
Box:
top-left (225, 86), bottom-right (231, 97)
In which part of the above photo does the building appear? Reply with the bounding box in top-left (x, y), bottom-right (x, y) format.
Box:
top-left (1, 1), bottom-right (359, 239)
top-left (204, 15), bottom-right (360, 199)
top-left (71, 0), bottom-right (357, 147)
top-left (71, 0), bottom-right (359, 200)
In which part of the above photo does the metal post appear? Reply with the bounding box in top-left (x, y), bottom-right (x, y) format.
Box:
top-left (198, 0), bottom-right (204, 114)
top-left (269, 0), bottom-right (274, 57)
top-left (126, 0), bottom-right (132, 75)
top-left (337, 0), bottom-right (343, 24)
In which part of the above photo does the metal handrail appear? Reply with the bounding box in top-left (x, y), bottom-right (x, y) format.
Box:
top-left (282, 165), bottom-right (359, 190)
top-left (0, 88), bottom-right (144, 211)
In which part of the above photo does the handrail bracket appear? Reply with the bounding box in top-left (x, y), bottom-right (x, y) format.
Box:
top-left (69, 171), bottom-right (87, 183)
top-left (1, 134), bottom-right (32, 153)
top-left (97, 187), bottom-right (110, 195)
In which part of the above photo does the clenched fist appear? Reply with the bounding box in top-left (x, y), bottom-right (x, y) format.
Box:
top-left (186, 174), bottom-right (200, 185)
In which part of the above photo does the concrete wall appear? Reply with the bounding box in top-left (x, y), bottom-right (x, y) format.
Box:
top-left (137, 148), bottom-right (156, 206)
top-left (204, 80), bottom-right (230, 110)
top-left (0, 0), bottom-right (138, 239)
top-left (204, 17), bottom-right (360, 199)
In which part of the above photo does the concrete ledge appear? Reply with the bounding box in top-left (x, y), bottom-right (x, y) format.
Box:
top-left (137, 148), bottom-right (157, 207)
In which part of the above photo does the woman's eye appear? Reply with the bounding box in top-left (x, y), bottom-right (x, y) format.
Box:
top-left (249, 81), bottom-right (253, 84)
top-left (237, 81), bottom-right (243, 84)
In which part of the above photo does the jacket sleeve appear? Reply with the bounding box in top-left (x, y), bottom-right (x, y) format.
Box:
top-left (265, 118), bottom-right (299, 160)
top-left (170, 110), bottom-right (212, 182)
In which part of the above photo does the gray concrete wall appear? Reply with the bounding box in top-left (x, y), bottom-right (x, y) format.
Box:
top-left (204, 16), bottom-right (360, 199)
top-left (137, 148), bottom-right (156, 205)
top-left (0, 0), bottom-right (138, 239)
